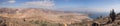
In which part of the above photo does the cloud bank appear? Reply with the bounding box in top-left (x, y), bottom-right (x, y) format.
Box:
top-left (8, 0), bottom-right (16, 4)
top-left (22, 0), bottom-right (55, 8)
top-left (0, 0), bottom-right (55, 8)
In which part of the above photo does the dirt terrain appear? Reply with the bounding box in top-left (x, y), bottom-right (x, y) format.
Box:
top-left (0, 8), bottom-right (92, 26)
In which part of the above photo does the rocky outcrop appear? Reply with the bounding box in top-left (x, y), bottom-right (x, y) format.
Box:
top-left (90, 12), bottom-right (120, 26)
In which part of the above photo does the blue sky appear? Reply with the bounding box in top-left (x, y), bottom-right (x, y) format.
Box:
top-left (0, 0), bottom-right (82, 8)
top-left (0, 0), bottom-right (119, 8)
top-left (0, 0), bottom-right (120, 13)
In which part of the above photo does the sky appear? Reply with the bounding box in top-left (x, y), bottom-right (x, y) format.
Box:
top-left (0, 0), bottom-right (120, 13)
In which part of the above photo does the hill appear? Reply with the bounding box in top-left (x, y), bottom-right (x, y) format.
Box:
top-left (0, 8), bottom-right (92, 26)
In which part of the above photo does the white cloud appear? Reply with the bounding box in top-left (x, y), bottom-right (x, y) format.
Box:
top-left (8, 0), bottom-right (16, 4)
top-left (22, 0), bottom-right (55, 8)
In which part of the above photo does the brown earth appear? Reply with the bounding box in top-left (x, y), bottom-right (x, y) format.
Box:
top-left (0, 8), bottom-right (92, 26)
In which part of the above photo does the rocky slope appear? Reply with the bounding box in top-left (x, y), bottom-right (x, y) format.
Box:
top-left (91, 13), bottom-right (120, 26)
top-left (0, 8), bottom-right (92, 26)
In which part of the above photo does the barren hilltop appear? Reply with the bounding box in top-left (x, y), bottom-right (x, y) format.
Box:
top-left (0, 8), bottom-right (92, 26)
